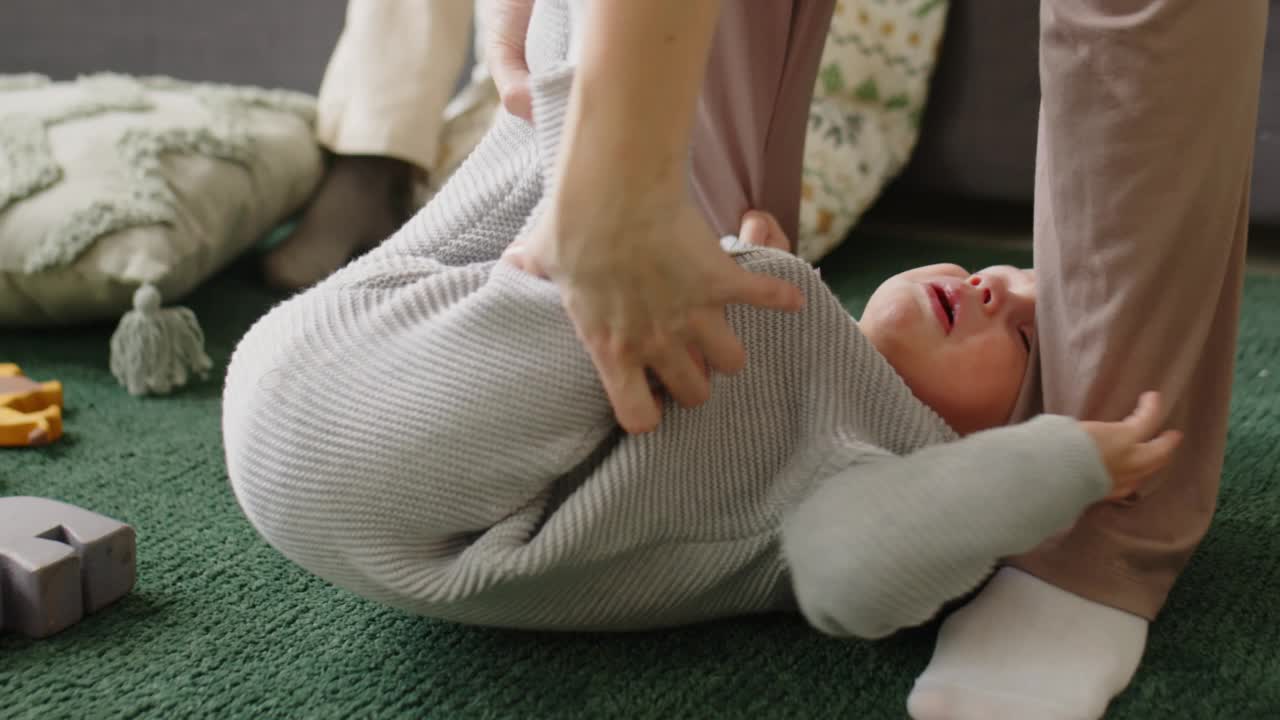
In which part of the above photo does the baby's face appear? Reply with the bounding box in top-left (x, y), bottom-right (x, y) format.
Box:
top-left (859, 263), bottom-right (1036, 435)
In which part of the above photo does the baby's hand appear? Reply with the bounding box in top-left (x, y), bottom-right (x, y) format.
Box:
top-left (1079, 392), bottom-right (1182, 502)
top-left (739, 210), bottom-right (792, 251)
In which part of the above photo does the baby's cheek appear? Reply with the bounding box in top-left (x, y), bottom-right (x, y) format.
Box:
top-left (870, 298), bottom-right (919, 337)
top-left (967, 341), bottom-right (1024, 422)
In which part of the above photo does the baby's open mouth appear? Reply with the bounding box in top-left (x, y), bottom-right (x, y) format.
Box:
top-left (930, 283), bottom-right (955, 333)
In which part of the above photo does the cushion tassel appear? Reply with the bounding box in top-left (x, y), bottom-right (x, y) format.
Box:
top-left (109, 284), bottom-right (212, 395)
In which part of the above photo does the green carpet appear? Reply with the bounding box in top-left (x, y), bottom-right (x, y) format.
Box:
top-left (3, 234), bottom-right (1279, 719)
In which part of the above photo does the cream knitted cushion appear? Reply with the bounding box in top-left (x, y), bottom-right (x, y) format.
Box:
top-left (0, 73), bottom-right (323, 394)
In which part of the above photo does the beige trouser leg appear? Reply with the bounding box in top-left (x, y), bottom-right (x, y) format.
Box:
top-left (690, 0), bottom-right (837, 244)
top-left (1009, 0), bottom-right (1268, 620)
top-left (316, 0), bottom-right (474, 173)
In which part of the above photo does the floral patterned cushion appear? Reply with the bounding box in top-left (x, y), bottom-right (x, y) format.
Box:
top-left (797, 0), bottom-right (947, 262)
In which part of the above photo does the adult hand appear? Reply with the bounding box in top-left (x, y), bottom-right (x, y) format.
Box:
top-left (482, 0), bottom-right (535, 122)
top-left (1080, 392), bottom-right (1182, 501)
top-left (503, 197), bottom-right (805, 434)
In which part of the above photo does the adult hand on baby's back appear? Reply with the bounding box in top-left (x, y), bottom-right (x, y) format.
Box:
top-left (483, 0), bottom-right (535, 122)
top-left (503, 197), bottom-right (805, 434)
top-left (1080, 392), bottom-right (1183, 501)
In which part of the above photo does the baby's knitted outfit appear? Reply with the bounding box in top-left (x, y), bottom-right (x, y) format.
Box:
top-left (222, 0), bottom-right (1109, 638)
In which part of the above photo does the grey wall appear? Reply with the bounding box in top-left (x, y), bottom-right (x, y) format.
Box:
top-left (2, 0), bottom-right (347, 92)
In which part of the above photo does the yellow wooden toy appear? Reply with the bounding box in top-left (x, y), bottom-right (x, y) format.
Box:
top-left (0, 364), bottom-right (63, 447)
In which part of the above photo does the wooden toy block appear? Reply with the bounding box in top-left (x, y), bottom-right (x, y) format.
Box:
top-left (0, 364), bottom-right (63, 447)
top-left (0, 497), bottom-right (136, 639)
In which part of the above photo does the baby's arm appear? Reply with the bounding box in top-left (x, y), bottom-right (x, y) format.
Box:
top-left (783, 396), bottom-right (1177, 640)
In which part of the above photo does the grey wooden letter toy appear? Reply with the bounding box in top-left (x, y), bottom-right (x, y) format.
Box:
top-left (0, 497), bottom-right (136, 638)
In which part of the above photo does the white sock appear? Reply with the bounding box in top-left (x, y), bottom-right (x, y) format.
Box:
top-left (907, 567), bottom-right (1148, 720)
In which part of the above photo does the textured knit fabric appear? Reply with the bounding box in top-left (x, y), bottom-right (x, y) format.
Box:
top-left (222, 0), bottom-right (1110, 636)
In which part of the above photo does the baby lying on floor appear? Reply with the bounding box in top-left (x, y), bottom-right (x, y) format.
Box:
top-left (221, 63), bottom-right (1173, 640)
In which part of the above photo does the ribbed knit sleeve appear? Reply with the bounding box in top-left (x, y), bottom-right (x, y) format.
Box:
top-left (782, 415), bottom-right (1110, 639)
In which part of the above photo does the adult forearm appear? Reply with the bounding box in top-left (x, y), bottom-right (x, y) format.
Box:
top-left (552, 0), bottom-right (722, 222)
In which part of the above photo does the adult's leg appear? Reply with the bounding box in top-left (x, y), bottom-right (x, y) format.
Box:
top-left (1019, 0), bottom-right (1266, 622)
top-left (263, 0), bottom-right (474, 289)
top-left (911, 2), bottom-right (1267, 718)
top-left (690, 0), bottom-right (836, 245)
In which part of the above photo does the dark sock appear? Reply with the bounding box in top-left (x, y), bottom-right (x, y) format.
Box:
top-left (261, 154), bottom-right (414, 291)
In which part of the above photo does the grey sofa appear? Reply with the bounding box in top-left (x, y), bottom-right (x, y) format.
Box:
top-left (5, 1), bottom-right (1277, 224)
top-left (892, 2), bottom-right (1280, 226)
